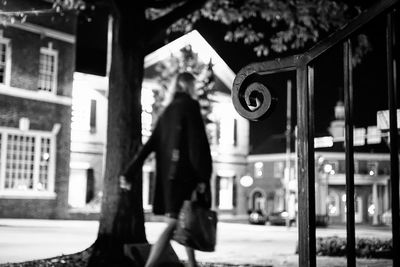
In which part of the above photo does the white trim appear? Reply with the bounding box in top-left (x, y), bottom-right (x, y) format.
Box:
top-left (0, 126), bottom-right (54, 137)
top-left (248, 153), bottom-right (297, 162)
top-left (0, 191), bottom-right (57, 199)
top-left (0, 36), bottom-right (11, 86)
top-left (33, 136), bottom-right (41, 190)
top-left (48, 135), bottom-right (56, 193)
top-left (144, 30), bottom-right (236, 90)
top-left (0, 133), bottom-right (6, 191)
top-left (249, 152), bottom-right (390, 162)
top-left (0, 84), bottom-right (72, 106)
top-left (70, 161), bottom-right (91, 169)
top-left (315, 152), bottom-right (390, 160)
top-left (0, 126), bottom-right (58, 196)
top-left (249, 187), bottom-right (266, 198)
top-left (7, 21), bottom-right (75, 44)
top-left (52, 123), bottom-right (61, 135)
top-left (328, 173), bottom-right (389, 185)
top-left (216, 169), bottom-right (236, 177)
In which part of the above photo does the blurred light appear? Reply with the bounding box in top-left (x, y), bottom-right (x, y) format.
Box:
top-left (240, 175), bottom-right (254, 187)
top-left (37, 183), bottom-right (43, 190)
top-left (255, 162), bottom-right (264, 178)
top-left (42, 153), bottom-right (50, 161)
top-left (329, 206), bottom-right (337, 215)
top-left (330, 170), bottom-right (335, 175)
top-left (342, 194), bottom-right (346, 202)
top-left (323, 163), bottom-right (333, 173)
top-left (255, 162), bottom-right (263, 169)
top-left (368, 204), bottom-right (375, 215)
top-left (281, 211), bottom-right (289, 218)
top-left (369, 170), bottom-right (375, 176)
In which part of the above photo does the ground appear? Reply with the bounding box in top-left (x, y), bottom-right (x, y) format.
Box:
top-left (0, 219), bottom-right (394, 267)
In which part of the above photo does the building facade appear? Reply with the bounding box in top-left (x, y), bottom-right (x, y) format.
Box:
top-left (141, 30), bottom-right (249, 216)
top-left (241, 101), bottom-right (393, 225)
top-left (66, 30), bottom-right (250, 218)
top-left (69, 72), bottom-right (107, 212)
top-left (0, 1), bottom-right (76, 218)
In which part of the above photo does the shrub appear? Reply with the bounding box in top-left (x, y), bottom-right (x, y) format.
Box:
top-left (314, 236), bottom-right (392, 259)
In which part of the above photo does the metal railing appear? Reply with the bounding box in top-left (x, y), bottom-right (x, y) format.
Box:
top-left (232, 0), bottom-right (399, 266)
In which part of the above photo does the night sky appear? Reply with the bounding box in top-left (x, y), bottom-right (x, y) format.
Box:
top-left (75, 5), bottom-right (399, 155)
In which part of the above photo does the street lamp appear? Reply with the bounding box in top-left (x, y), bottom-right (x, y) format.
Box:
top-left (240, 175), bottom-right (254, 188)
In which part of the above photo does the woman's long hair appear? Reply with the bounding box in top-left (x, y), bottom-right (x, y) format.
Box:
top-left (163, 72), bottom-right (196, 106)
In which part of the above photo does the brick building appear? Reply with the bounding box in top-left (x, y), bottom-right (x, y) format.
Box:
top-left (0, 0), bottom-right (76, 218)
top-left (243, 101), bottom-right (394, 225)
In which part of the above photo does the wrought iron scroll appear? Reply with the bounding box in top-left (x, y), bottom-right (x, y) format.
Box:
top-left (232, 57), bottom-right (297, 121)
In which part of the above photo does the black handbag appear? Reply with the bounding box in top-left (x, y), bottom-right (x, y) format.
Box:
top-left (172, 192), bottom-right (218, 252)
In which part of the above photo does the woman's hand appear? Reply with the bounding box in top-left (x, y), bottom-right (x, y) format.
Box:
top-left (119, 175), bottom-right (132, 191)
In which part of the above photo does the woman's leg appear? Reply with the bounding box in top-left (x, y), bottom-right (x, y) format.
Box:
top-left (185, 246), bottom-right (197, 267)
top-left (145, 217), bottom-right (177, 267)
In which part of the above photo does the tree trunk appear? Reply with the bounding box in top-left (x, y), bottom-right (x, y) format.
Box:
top-left (87, 2), bottom-right (148, 266)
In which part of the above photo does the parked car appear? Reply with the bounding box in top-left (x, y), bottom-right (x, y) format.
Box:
top-left (267, 210), bottom-right (296, 226)
top-left (381, 209), bottom-right (400, 226)
top-left (248, 210), bottom-right (267, 225)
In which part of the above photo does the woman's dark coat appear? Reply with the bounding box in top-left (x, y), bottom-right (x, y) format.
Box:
top-left (123, 92), bottom-right (212, 215)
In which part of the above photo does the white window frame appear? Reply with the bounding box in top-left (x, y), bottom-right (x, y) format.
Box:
top-left (38, 46), bottom-right (58, 94)
top-left (0, 126), bottom-right (57, 199)
top-left (218, 176), bottom-right (234, 210)
top-left (0, 35), bottom-right (11, 86)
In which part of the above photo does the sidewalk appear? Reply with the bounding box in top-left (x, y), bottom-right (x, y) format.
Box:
top-left (0, 219), bottom-right (394, 267)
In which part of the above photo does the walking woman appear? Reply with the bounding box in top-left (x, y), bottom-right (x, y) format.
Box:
top-left (120, 72), bottom-right (212, 267)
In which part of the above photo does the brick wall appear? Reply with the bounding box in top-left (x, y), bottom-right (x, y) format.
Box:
top-left (2, 26), bottom-right (75, 97)
top-left (0, 95), bottom-right (72, 219)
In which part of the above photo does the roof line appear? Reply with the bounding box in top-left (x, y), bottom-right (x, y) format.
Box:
top-left (144, 30), bottom-right (235, 90)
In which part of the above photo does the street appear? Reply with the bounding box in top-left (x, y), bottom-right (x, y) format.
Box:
top-left (0, 219), bottom-right (393, 266)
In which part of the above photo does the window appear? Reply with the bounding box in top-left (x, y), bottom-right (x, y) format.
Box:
top-left (219, 117), bottom-right (236, 146)
top-left (89, 99), bottom-right (97, 132)
top-left (328, 191), bottom-right (339, 216)
top-left (327, 161), bottom-right (338, 175)
top-left (367, 161), bottom-right (378, 176)
top-left (0, 35), bottom-right (11, 85)
top-left (216, 176), bottom-right (234, 210)
top-left (38, 46), bottom-right (58, 93)
top-left (273, 161), bottom-right (284, 178)
top-left (0, 128), bottom-right (55, 196)
top-left (71, 98), bottom-right (97, 133)
top-left (250, 190), bottom-right (266, 211)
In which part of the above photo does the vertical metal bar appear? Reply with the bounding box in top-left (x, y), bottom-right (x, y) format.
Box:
top-left (285, 80), bottom-right (292, 227)
top-left (296, 64), bottom-right (316, 267)
top-left (386, 11), bottom-right (400, 266)
top-left (343, 39), bottom-right (356, 267)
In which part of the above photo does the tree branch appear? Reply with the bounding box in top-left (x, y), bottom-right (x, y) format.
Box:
top-left (145, 0), bottom-right (185, 9)
top-left (145, 0), bottom-right (207, 49)
top-left (149, 0), bottom-right (207, 32)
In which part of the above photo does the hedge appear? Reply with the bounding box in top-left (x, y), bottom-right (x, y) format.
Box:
top-left (315, 236), bottom-right (392, 258)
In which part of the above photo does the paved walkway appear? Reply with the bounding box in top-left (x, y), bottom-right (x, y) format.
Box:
top-left (0, 219), bottom-right (394, 266)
